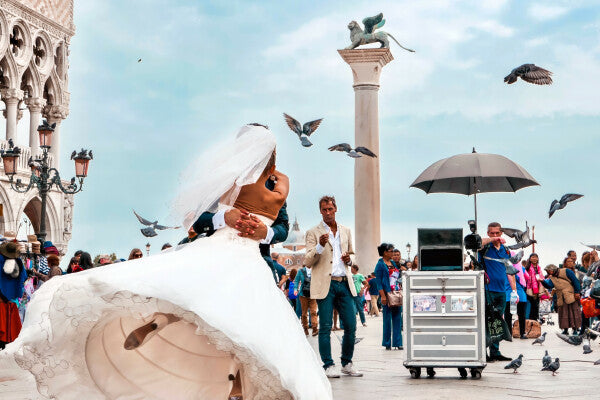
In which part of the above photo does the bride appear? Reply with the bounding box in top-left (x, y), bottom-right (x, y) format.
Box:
top-left (1, 125), bottom-right (332, 400)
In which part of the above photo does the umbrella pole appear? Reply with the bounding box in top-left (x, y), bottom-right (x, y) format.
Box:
top-left (474, 189), bottom-right (478, 233)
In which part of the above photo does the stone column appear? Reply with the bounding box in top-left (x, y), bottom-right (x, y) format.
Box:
top-left (1, 89), bottom-right (24, 142)
top-left (44, 105), bottom-right (69, 169)
top-left (338, 48), bottom-right (393, 271)
top-left (25, 97), bottom-right (46, 157)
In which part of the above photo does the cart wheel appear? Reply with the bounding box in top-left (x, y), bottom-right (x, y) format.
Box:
top-left (426, 367), bottom-right (436, 378)
top-left (470, 368), bottom-right (482, 379)
top-left (458, 368), bottom-right (468, 379)
top-left (409, 368), bottom-right (421, 379)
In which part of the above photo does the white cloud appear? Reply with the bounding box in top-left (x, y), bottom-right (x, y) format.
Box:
top-left (528, 4), bottom-right (569, 20)
top-left (525, 37), bottom-right (549, 47)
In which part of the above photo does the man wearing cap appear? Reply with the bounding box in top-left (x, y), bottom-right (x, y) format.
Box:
top-left (0, 241), bottom-right (26, 348)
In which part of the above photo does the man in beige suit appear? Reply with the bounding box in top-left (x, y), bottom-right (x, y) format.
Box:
top-left (304, 196), bottom-right (362, 378)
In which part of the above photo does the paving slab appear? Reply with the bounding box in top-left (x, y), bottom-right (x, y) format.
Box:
top-left (0, 313), bottom-right (598, 399)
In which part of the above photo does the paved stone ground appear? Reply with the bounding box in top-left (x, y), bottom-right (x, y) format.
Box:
top-left (319, 313), bottom-right (599, 400)
top-left (0, 313), bottom-right (598, 399)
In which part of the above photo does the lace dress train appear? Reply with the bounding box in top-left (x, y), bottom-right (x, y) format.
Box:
top-left (2, 218), bottom-right (332, 400)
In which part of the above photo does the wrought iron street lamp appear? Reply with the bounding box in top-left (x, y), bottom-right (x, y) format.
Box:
top-left (406, 242), bottom-right (411, 260)
top-left (0, 119), bottom-right (92, 243)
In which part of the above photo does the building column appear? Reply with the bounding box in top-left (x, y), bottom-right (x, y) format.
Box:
top-left (1, 89), bottom-right (24, 142)
top-left (44, 105), bottom-right (68, 169)
top-left (25, 97), bottom-right (46, 158)
top-left (338, 48), bottom-right (393, 271)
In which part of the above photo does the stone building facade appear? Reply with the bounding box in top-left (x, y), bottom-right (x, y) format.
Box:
top-left (0, 0), bottom-right (74, 254)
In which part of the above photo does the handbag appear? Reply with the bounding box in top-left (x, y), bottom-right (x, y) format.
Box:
top-left (387, 290), bottom-right (403, 307)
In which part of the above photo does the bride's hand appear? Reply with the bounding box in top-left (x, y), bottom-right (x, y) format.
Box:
top-left (224, 208), bottom-right (242, 228)
top-left (236, 211), bottom-right (268, 241)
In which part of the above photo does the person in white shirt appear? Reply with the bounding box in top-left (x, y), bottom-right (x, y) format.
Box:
top-left (304, 196), bottom-right (362, 379)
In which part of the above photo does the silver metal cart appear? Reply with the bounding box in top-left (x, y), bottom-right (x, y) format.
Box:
top-left (402, 270), bottom-right (487, 379)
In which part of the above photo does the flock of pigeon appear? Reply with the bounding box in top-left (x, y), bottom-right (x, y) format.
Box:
top-left (283, 113), bottom-right (378, 158)
top-left (503, 321), bottom-right (600, 376)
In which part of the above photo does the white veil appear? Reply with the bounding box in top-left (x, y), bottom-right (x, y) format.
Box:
top-left (171, 124), bottom-right (276, 229)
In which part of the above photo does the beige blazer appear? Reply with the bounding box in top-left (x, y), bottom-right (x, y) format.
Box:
top-left (303, 222), bottom-right (356, 300)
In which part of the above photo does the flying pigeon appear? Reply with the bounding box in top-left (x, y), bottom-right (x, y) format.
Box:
top-left (580, 243), bottom-right (600, 251)
top-left (504, 354), bottom-right (523, 373)
top-left (504, 64), bottom-right (553, 85)
top-left (503, 222), bottom-right (537, 250)
top-left (483, 250), bottom-right (523, 273)
top-left (137, 58), bottom-right (142, 63)
top-left (548, 194), bottom-right (583, 218)
top-left (502, 222), bottom-right (531, 243)
top-left (283, 113), bottom-right (323, 147)
top-left (542, 350), bottom-right (552, 368)
top-left (532, 332), bottom-right (547, 345)
top-left (328, 143), bottom-right (377, 158)
top-left (133, 210), bottom-right (180, 237)
top-left (541, 358), bottom-right (560, 375)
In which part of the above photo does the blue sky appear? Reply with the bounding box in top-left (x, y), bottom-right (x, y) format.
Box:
top-left (45, 0), bottom-right (600, 265)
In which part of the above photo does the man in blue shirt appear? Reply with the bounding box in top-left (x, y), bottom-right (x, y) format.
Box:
top-left (479, 222), bottom-right (516, 362)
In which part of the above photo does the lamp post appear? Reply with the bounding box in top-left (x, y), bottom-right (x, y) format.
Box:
top-left (406, 242), bottom-right (412, 260)
top-left (145, 242), bottom-right (151, 256)
top-left (1, 119), bottom-right (92, 244)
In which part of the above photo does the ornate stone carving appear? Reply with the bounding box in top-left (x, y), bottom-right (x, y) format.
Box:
top-left (0, 87), bottom-right (24, 102)
top-left (43, 103), bottom-right (68, 122)
top-left (0, 0), bottom-right (75, 39)
top-left (63, 193), bottom-right (73, 233)
top-left (25, 96), bottom-right (46, 112)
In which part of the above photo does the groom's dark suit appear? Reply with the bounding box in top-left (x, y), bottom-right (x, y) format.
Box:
top-left (191, 179), bottom-right (289, 283)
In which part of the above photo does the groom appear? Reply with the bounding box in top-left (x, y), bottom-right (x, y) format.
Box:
top-left (191, 124), bottom-right (289, 283)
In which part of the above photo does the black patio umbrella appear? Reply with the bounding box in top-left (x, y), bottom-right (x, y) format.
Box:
top-left (410, 149), bottom-right (539, 230)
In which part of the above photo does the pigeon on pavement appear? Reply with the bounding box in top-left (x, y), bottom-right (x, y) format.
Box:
top-left (504, 64), bottom-right (553, 85)
top-left (542, 350), bottom-right (552, 368)
top-left (548, 194), bottom-right (583, 218)
top-left (556, 332), bottom-right (583, 346)
top-left (504, 354), bottom-right (523, 373)
top-left (283, 113), bottom-right (323, 148)
top-left (541, 358), bottom-right (560, 375)
top-left (328, 143), bottom-right (377, 158)
top-left (532, 332), bottom-right (547, 345)
top-left (133, 210), bottom-right (180, 237)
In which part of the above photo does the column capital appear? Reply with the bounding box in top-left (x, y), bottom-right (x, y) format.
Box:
top-left (43, 104), bottom-right (69, 123)
top-left (338, 48), bottom-right (394, 87)
top-left (1, 88), bottom-right (24, 103)
top-left (25, 97), bottom-right (47, 113)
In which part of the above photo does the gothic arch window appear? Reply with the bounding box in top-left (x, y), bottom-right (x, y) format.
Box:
top-left (9, 24), bottom-right (28, 61)
top-left (285, 258), bottom-right (292, 266)
top-left (33, 37), bottom-right (48, 69)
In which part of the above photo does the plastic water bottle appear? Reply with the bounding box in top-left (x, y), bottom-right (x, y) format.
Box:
top-left (510, 291), bottom-right (518, 314)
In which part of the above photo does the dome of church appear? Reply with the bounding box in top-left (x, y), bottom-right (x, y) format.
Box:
top-left (283, 217), bottom-right (305, 246)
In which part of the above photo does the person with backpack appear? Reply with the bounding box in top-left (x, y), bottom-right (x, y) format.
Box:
top-left (295, 266), bottom-right (318, 337)
top-left (286, 268), bottom-right (298, 311)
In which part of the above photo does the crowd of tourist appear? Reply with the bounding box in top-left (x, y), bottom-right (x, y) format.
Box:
top-left (1, 215), bottom-right (599, 379)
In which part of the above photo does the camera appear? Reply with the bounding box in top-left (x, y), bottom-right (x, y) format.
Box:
top-left (463, 233), bottom-right (482, 251)
top-left (468, 219), bottom-right (477, 233)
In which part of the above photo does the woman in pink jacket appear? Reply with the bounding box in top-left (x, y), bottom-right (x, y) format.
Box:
top-left (524, 253), bottom-right (544, 321)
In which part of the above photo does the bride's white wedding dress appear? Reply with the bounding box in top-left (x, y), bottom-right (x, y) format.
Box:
top-left (2, 211), bottom-right (331, 399)
top-left (0, 125), bottom-right (332, 400)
